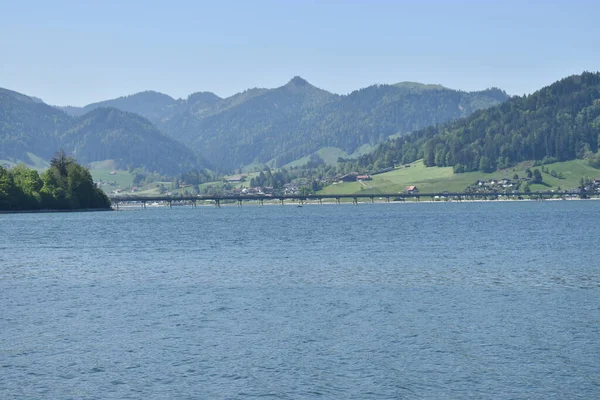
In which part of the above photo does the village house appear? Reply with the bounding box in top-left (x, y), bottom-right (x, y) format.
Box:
top-left (283, 183), bottom-right (299, 194)
top-left (404, 185), bottom-right (419, 194)
top-left (356, 175), bottom-right (372, 181)
top-left (338, 173), bottom-right (357, 183)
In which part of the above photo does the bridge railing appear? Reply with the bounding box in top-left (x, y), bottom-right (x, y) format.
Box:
top-left (110, 190), bottom-right (589, 204)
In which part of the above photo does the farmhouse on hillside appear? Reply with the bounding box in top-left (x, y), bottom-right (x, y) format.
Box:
top-left (338, 174), bottom-right (357, 183)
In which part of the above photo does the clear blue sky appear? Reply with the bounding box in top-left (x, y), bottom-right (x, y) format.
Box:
top-left (1, 0), bottom-right (598, 106)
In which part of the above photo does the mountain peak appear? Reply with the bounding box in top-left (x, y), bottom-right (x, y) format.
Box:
top-left (187, 91), bottom-right (221, 104)
top-left (287, 76), bottom-right (310, 87)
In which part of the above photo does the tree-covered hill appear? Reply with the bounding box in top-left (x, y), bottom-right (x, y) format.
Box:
top-left (163, 77), bottom-right (340, 169)
top-left (0, 88), bottom-right (72, 161)
top-left (57, 77), bottom-right (508, 172)
top-left (350, 72), bottom-right (600, 173)
top-left (0, 89), bottom-right (202, 174)
top-left (165, 78), bottom-right (508, 170)
top-left (61, 108), bottom-right (199, 175)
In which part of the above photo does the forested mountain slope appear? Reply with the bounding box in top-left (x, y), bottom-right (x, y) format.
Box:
top-left (1, 89), bottom-right (200, 174)
top-left (350, 72), bottom-right (600, 172)
top-left (61, 108), bottom-right (198, 174)
top-left (161, 78), bottom-right (508, 170)
top-left (0, 88), bottom-right (72, 161)
top-left (65, 77), bottom-right (508, 171)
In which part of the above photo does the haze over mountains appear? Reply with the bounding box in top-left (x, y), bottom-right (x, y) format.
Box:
top-left (51, 77), bottom-right (508, 172)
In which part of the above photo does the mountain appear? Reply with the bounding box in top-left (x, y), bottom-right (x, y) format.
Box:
top-left (0, 88), bottom-right (72, 161)
top-left (0, 89), bottom-right (201, 174)
top-left (61, 108), bottom-right (198, 174)
top-left (313, 83), bottom-right (508, 154)
top-left (61, 77), bottom-right (508, 171)
top-left (169, 77), bottom-right (508, 170)
top-left (350, 72), bottom-right (600, 173)
top-left (162, 77), bottom-right (340, 169)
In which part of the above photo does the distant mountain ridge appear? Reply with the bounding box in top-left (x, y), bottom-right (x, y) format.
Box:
top-left (58, 77), bottom-right (509, 171)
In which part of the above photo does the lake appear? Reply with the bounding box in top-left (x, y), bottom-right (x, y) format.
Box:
top-left (1, 201), bottom-right (599, 398)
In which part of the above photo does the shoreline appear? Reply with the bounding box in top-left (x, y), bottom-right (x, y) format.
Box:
top-left (0, 208), bottom-right (113, 215)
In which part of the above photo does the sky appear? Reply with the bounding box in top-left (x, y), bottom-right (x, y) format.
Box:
top-left (1, 0), bottom-right (598, 106)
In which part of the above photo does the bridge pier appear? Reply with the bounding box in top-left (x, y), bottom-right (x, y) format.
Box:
top-left (215, 199), bottom-right (221, 208)
top-left (238, 199), bottom-right (243, 206)
top-left (142, 200), bottom-right (146, 209)
top-left (259, 199), bottom-right (264, 206)
top-left (352, 197), bottom-right (358, 205)
top-left (335, 197), bottom-right (340, 205)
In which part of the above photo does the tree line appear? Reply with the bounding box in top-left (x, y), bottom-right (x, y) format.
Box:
top-left (0, 151), bottom-right (111, 211)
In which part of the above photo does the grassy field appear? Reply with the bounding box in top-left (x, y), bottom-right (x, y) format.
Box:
top-left (318, 159), bottom-right (600, 195)
top-left (90, 169), bottom-right (135, 193)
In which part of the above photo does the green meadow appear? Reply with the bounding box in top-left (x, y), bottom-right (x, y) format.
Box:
top-left (319, 160), bottom-right (600, 195)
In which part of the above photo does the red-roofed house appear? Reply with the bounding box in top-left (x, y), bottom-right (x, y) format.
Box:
top-left (404, 185), bottom-right (419, 194)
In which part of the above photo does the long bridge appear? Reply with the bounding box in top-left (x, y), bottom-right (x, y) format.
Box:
top-left (110, 191), bottom-right (591, 209)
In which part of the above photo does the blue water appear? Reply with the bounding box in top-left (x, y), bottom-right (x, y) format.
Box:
top-left (1, 201), bottom-right (599, 399)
